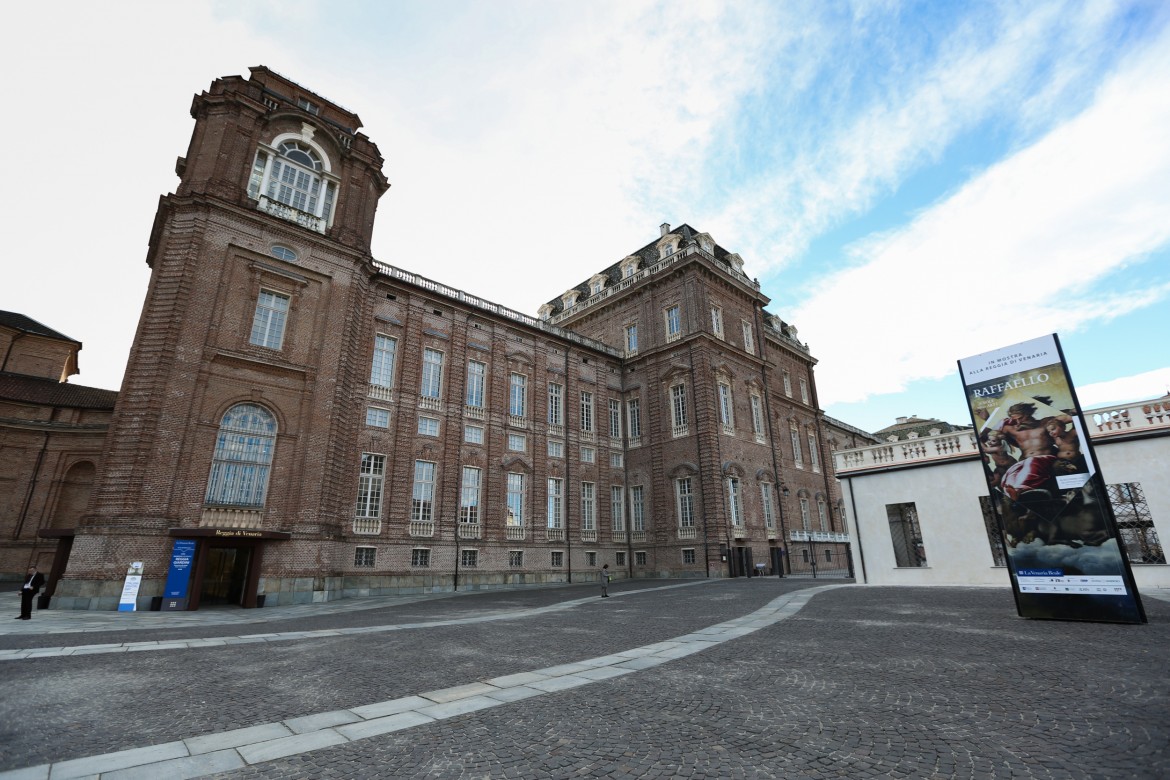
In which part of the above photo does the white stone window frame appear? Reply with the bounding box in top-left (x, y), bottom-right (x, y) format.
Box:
top-left (509, 372), bottom-right (528, 418)
top-left (656, 235), bottom-right (681, 259)
top-left (589, 274), bottom-right (608, 296)
top-left (742, 321), bottom-right (755, 355)
top-left (581, 446), bottom-right (595, 463)
top-left (420, 347), bottom-right (444, 399)
top-left (465, 360), bottom-right (487, 408)
top-left (507, 473), bottom-right (526, 527)
top-left (247, 131), bottom-right (340, 232)
top-left (418, 415), bottom-right (440, 437)
top-left (664, 304), bottom-right (682, 342)
top-left (460, 466), bottom-right (482, 524)
top-left (800, 377), bottom-right (810, 404)
top-left (366, 407), bottom-right (390, 428)
top-left (676, 477), bottom-right (696, 528)
top-left (547, 477), bottom-right (564, 529)
top-left (249, 288), bottom-right (291, 350)
top-left (581, 481), bottom-right (596, 531)
top-left (464, 424), bottom-right (485, 444)
top-left (711, 305), bottom-right (724, 339)
top-left (507, 433), bottom-right (527, 452)
top-left (548, 440), bottom-right (565, 458)
top-left (370, 334), bottom-right (398, 388)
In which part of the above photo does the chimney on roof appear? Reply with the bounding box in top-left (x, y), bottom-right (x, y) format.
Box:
top-left (896, 416), bottom-right (908, 424)
top-left (660, 222), bottom-right (671, 237)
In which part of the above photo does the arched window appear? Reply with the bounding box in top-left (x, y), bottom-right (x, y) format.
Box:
top-left (247, 138), bottom-right (337, 233)
top-left (205, 404), bottom-right (277, 507)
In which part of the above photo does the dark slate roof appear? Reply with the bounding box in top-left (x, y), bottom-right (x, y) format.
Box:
top-left (543, 223), bottom-right (739, 315)
top-left (0, 372), bottom-right (117, 409)
top-left (0, 311), bottom-right (78, 344)
top-left (872, 416), bottom-right (971, 441)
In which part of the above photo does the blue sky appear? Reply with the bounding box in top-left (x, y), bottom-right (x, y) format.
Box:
top-left (2, 1), bottom-right (1168, 433)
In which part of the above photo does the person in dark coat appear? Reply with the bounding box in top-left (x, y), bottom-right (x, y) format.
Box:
top-left (17, 565), bottom-right (45, 620)
top-left (600, 563), bottom-right (610, 598)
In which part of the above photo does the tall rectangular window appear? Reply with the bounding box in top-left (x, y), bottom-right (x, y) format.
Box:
top-left (718, 382), bottom-right (734, 432)
top-left (800, 378), bottom-right (810, 404)
top-left (627, 399), bottom-right (642, 439)
top-left (727, 477), bottom-right (743, 526)
top-left (791, 423), bottom-right (804, 468)
top-left (460, 466), bottom-right (481, 523)
top-left (611, 485), bottom-right (625, 531)
top-left (609, 399), bottom-right (622, 439)
top-left (421, 349), bottom-right (443, 399)
top-left (631, 485), bottom-right (646, 531)
top-left (370, 334), bottom-right (397, 387)
top-left (742, 321), bottom-right (755, 355)
top-left (411, 460), bottom-right (435, 522)
top-left (799, 497), bottom-right (811, 529)
top-left (710, 306), bottom-right (723, 338)
top-left (249, 290), bottom-right (290, 349)
top-left (783, 370), bottom-right (792, 397)
top-left (676, 477), bottom-right (695, 528)
top-left (548, 383), bottom-right (564, 426)
top-left (465, 360), bottom-right (486, 407)
top-left (355, 454), bottom-right (385, 518)
top-left (808, 431), bottom-right (821, 472)
top-left (671, 384), bottom-right (688, 433)
top-left (887, 502), bottom-right (927, 567)
top-left (547, 478), bottom-right (563, 528)
top-left (761, 483), bottom-right (775, 529)
top-left (581, 482), bottom-right (596, 530)
top-left (507, 473), bottom-right (526, 526)
top-left (625, 324), bottom-right (638, 354)
top-left (580, 391), bottom-right (594, 433)
top-left (665, 305), bottom-right (681, 340)
top-left (750, 395), bottom-right (764, 438)
top-left (509, 373), bottom-right (527, 417)
top-left (817, 497), bottom-right (828, 531)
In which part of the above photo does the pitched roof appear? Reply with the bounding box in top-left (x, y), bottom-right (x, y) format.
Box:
top-left (0, 372), bottom-right (117, 409)
top-left (0, 311), bottom-right (78, 344)
top-left (872, 416), bottom-right (971, 440)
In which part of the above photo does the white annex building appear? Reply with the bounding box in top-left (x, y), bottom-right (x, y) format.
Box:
top-left (834, 396), bottom-right (1170, 593)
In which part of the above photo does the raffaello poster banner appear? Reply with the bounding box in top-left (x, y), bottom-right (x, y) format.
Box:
top-left (958, 333), bottom-right (1145, 624)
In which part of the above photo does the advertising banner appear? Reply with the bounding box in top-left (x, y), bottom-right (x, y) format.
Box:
top-left (162, 539), bottom-right (197, 611)
top-left (958, 334), bottom-right (1145, 624)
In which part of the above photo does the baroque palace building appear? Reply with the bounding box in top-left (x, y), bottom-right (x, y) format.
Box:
top-left (5, 68), bottom-right (853, 610)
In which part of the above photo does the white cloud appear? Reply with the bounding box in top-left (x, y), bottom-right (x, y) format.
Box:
top-left (1075, 368), bottom-right (1170, 408)
top-left (796, 25), bottom-right (1170, 406)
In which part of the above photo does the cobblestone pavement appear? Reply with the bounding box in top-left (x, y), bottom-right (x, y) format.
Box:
top-left (0, 580), bottom-right (1166, 779)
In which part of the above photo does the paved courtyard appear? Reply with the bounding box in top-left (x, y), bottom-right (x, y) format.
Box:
top-left (0, 579), bottom-right (1166, 779)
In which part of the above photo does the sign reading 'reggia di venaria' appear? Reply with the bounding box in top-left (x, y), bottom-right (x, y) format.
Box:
top-left (958, 333), bottom-right (1145, 624)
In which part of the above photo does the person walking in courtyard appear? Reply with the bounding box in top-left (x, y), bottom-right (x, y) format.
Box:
top-left (601, 564), bottom-right (610, 597)
top-left (16, 565), bottom-right (44, 620)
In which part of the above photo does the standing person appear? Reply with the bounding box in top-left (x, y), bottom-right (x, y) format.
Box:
top-left (600, 563), bottom-right (610, 598)
top-left (16, 565), bottom-right (44, 620)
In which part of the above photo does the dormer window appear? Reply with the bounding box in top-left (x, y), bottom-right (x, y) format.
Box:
top-left (589, 274), bottom-right (607, 296)
top-left (620, 256), bottom-right (640, 278)
top-left (538, 303), bottom-right (553, 321)
top-left (248, 135), bottom-right (338, 234)
top-left (561, 290), bottom-right (580, 310)
top-left (657, 237), bottom-right (680, 259)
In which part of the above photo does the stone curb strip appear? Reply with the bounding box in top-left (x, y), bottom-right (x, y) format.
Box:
top-left (0, 584), bottom-right (844, 780)
top-left (0, 581), bottom-right (710, 662)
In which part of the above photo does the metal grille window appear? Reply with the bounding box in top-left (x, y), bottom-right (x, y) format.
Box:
top-left (465, 361), bottom-right (486, 407)
top-left (460, 467), bottom-right (481, 523)
top-left (354, 547), bottom-right (376, 568)
top-left (586, 551), bottom-right (597, 567)
top-left (205, 403), bottom-right (277, 507)
top-left (460, 549), bottom-right (478, 568)
top-left (355, 453), bottom-right (385, 518)
top-left (507, 473), bottom-right (525, 526)
top-left (421, 349), bottom-right (443, 398)
top-left (551, 551), bottom-right (564, 567)
top-left (411, 461), bottom-right (435, 522)
top-left (370, 335), bottom-right (397, 387)
top-left (509, 550), bottom-right (524, 567)
top-left (887, 502), bottom-right (927, 567)
top-left (627, 399), bottom-right (642, 439)
top-left (683, 548), bottom-right (696, 564)
top-left (612, 486), bottom-right (625, 532)
top-left (761, 483), bottom-right (775, 529)
top-left (411, 548), bottom-right (430, 567)
top-left (630, 486), bottom-right (646, 532)
top-left (1108, 482), bottom-right (1165, 564)
top-left (727, 477), bottom-right (744, 526)
top-left (249, 290), bottom-right (289, 349)
top-left (978, 496), bottom-right (1008, 567)
top-left (676, 478), bottom-right (696, 528)
top-left (635, 551), bottom-right (647, 566)
top-left (548, 383), bottom-right (563, 425)
top-left (616, 551), bottom-right (627, 566)
top-left (509, 373), bottom-right (527, 417)
top-left (671, 384), bottom-right (688, 434)
top-left (580, 391), bottom-right (594, 432)
top-left (581, 482), bottom-right (596, 530)
top-left (547, 478), bottom-right (563, 528)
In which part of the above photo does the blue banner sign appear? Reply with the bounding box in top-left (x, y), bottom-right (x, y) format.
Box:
top-left (164, 540), bottom-right (196, 599)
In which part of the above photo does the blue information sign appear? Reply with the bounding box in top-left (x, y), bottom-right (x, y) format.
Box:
top-left (164, 539), bottom-right (196, 599)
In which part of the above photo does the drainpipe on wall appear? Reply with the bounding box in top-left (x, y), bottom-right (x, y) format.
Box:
top-left (753, 305), bottom-right (789, 575)
top-left (14, 431), bottom-right (50, 542)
